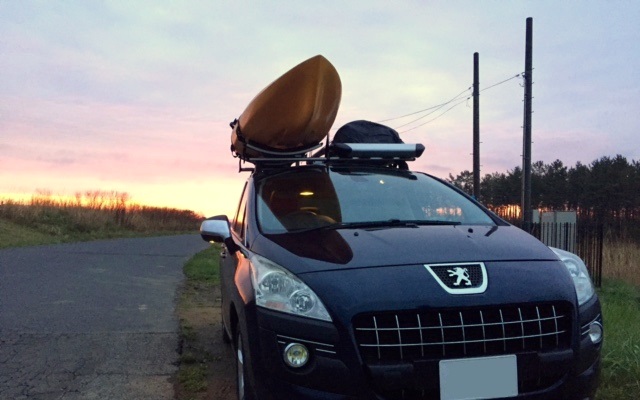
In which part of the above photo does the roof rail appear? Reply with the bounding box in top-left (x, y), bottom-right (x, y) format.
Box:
top-left (236, 143), bottom-right (425, 173)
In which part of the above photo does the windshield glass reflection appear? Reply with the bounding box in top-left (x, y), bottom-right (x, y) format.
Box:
top-left (257, 167), bottom-right (495, 234)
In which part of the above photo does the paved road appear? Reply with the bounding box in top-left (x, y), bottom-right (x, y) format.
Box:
top-left (0, 235), bottom-right (209, 400)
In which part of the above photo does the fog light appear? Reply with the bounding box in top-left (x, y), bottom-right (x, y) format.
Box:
top-left (283, 343), bottom-right (309, 368)
top-left (589, 321), bottom-right (603, 344)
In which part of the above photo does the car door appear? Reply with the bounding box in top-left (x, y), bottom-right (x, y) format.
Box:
top-left (221, 182), bottom-right (249, 332)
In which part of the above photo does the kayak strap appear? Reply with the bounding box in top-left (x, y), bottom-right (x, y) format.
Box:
top-left (229, 118), bottom-right (323, 160)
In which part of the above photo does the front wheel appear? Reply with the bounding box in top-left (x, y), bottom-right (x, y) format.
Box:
top-left (235, 330), bottom-right (255, 400)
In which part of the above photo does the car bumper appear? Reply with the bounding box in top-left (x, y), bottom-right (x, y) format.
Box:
top-left (255, 359), bottom-right (600, 400)
top-left (242, 303), bottom-right (601, 400)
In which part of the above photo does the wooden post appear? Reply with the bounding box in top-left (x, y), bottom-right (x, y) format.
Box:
top-left (473, 52), bottom-right (480, 199)
top-left (522, 17), bottom-right (533, 232)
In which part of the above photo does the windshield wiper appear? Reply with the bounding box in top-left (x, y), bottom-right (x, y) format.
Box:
top-left (292, 219), bottom-right (460, 233)
top-left (409, 220), bottom-right (462, 226)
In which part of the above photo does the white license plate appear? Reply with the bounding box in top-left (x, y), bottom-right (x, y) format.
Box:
top-left (439, 355), bottom-right (518, 400)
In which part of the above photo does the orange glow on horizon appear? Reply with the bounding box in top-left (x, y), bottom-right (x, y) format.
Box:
top-left (0, 177), bottom-right (246, 220)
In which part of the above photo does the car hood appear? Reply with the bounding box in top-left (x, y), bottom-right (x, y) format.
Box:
top-left (253, 224), bottom-right (558, 275)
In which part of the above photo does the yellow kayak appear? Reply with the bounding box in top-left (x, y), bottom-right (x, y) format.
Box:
top-left (231, 55), bottom-right (342, 158)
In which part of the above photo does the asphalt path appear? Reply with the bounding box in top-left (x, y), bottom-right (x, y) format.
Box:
top-left (0, 235), bottom-right (209, 400)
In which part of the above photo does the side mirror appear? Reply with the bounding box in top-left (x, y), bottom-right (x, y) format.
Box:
top-left (200, 215), bottom-right (232, 243)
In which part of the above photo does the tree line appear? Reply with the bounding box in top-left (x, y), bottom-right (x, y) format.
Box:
top-left (447, 154), bottom-right (640, 223)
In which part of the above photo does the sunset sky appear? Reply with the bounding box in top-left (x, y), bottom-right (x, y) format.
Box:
top-left (1, 1), bottom-right (639, 217)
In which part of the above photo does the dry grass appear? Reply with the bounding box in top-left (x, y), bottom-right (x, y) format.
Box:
top-left (0, 190), bottom-right (203, 247)
top-left (603, 240), bottom-right (640, 286)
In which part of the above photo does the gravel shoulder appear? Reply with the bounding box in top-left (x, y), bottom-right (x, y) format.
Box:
top-left (174, 280), bottom-right (235, 400)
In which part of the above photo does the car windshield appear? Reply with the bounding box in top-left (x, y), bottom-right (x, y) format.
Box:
top-left (256, 167), bottom-right (495, 234)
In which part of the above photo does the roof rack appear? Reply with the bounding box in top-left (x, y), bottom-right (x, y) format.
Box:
top-left (236, 143), bottom-right (425, 173)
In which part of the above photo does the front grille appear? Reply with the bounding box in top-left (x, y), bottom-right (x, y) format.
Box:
top-left (353, 303), bottom-right (572, 363)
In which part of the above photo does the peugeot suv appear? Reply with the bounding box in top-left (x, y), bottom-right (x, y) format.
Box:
top-left (200, 143), bottom-right (602, 400)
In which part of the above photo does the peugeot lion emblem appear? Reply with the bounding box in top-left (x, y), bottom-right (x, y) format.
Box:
top-left (448, 267), bottom-right (472, 286)
top-left (424, 262), bottom-right (488, 294)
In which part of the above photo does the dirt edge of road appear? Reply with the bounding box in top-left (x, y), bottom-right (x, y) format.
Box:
top-left (174, 280), bottom-right (235, 400)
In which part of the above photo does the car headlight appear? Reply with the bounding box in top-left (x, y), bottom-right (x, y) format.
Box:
top-left (249, 254), bottom-right (332, 322)
top-left (550, 247), bottom-right (595, 306)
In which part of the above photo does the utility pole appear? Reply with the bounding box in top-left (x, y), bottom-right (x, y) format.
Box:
top-left (522, 17), bottom-right (533, 232)
top-left (473, 52), bottom-right (480, 199)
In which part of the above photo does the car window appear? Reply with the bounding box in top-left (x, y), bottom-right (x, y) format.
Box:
top-left (256, 168), bottom-right (495, 234)
top-left (233, 183), bottom-right (248, 240)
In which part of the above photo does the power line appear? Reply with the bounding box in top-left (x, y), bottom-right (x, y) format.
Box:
top-left (376, 86), bottom-right (472, 123)
top-left (380, 72), bottom-right (525, 133)
top-left (479, 73), bottom-right (523, 93)
top-left (392, 89), bottom-right (472, 130)
top-left (399, 97), bottom-right (469, 134)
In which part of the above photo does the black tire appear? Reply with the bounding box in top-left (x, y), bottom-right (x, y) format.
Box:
top-left (235, 330), bottom-right (255, 400)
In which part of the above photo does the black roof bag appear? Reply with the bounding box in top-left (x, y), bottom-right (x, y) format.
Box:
top-left (332, 120), bottom-right (404, 144)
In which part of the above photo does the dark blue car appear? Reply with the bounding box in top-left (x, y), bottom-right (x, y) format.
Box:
top-left (201, 143), bottom-right (602, 400)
